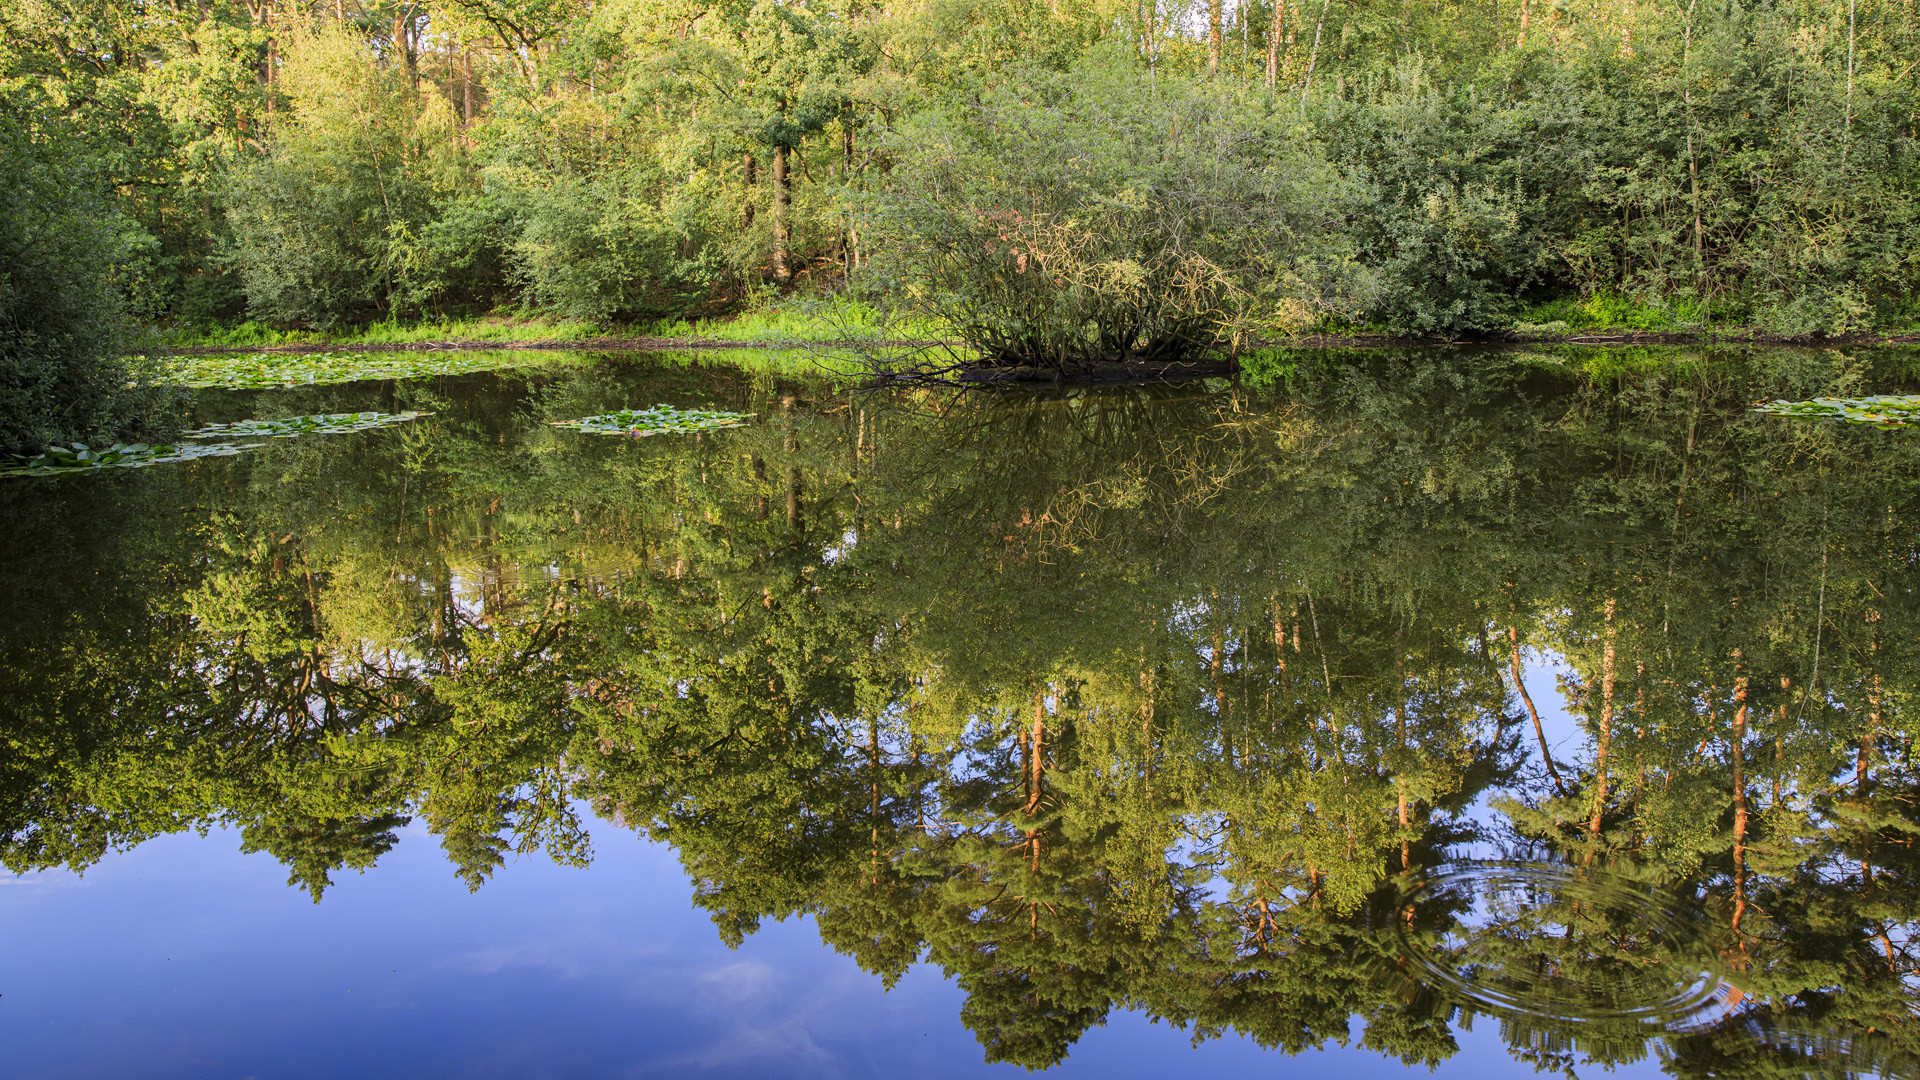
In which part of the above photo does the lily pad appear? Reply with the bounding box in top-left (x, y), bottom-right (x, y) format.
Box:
top-left (1, 441), bottom-right (262, 478)
top-left (553, 406), bottom-right (752, 437)
top-left (184, 411), bottom-right (432, 439)
top-left (1753, 395), bottom-right (1920, 427)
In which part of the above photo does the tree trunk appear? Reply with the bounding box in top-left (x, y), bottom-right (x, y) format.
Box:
top-left (772, 143), bottom-right (792, 284)
top-left (742, 151), bottom-right (757, 229)
top-left (1209, 0), bottom-right (1223, 72)
top-left (1266, 0), bottom-right (1284, 87)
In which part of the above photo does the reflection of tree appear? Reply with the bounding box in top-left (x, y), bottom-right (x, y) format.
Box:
top-left (7, 348), bottom-right (1920, 1071)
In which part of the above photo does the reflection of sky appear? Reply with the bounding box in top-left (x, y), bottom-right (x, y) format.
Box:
top-left (2, 809), bottom-right (1666, 1078)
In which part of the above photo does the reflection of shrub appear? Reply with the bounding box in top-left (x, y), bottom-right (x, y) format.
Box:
top-left (864, 50), bottom-right (1359, 375)
top-left (0, 100), bottom-right (182, 456)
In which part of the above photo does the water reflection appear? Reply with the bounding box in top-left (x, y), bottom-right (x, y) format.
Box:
top-left (4, 346), bottom-right (1920, 1075)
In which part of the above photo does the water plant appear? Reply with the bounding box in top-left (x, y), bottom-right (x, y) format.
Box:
top-left (0, 440), bottom-right (260, 477)
top-left (160, 351), bottom-right (559, 389)
top-left (1753, 395), bottom-right (1920, 427)
top-left (184, 411), bottom-right (432, 439)
top-left (551, 405), bottom-right (751, 437)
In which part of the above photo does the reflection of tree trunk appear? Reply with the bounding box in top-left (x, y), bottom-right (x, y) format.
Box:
top-left (782, 396), bottom-right (799, 530)
top-left (1860, 612), bottom-right (1880, 895)
top-left (1589, 597), bottom-right (1616, 842)
top-left (1731, 649), bottom-right (1750, 933)
top-left (1271, 596), bottom-right (1287, 690)
top-left (1026, 688), bottom-right (1046, 871)
top-left (1509, 626), bottom-right (1567, 795)
top-left (772, 143), bottom-right (792, 283)
top-left (869, 711), bottom-right (882, 883)
top-left (1395, 642), bottom-right (1410, 872)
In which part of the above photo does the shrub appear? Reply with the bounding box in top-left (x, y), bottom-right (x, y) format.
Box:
top-left (0, 100), bottom-right (182, 456)
top-left (863, 49), bottom-right (1361, 375)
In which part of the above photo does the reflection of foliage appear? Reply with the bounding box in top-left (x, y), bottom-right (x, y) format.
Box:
top-left (8, 346), bottom-right (1920, 1073)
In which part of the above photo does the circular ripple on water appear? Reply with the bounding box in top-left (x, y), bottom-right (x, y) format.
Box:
top-left (1393, 861), bottom-right (1728, 1027)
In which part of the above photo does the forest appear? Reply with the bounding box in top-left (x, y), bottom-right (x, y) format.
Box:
top-left (4, 0), bottom-right (1918, 349)
top-left (5, 346), bottom-right (1919, 1073)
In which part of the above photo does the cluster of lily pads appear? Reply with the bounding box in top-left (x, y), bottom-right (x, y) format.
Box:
top-left (160, 351), bottom-right (545, 389)
top-left (184, 411), bottom-right (432, 439)
top-left (1753, 395), bottom-right (1920, 427)
top-left (552, 405), bottom-right (752, 437)
top-left (0, 441), bottom-right (259, 478)
top-left (4, 411), bottom-right (432, 479)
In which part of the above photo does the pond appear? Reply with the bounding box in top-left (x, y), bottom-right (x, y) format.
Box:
top-left (3, 345), bottom-right (1919, 1078)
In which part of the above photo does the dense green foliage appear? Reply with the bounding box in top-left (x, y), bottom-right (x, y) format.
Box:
top-left (0, 100), bottom-right (183, 455)
top-left (7, 0), bottom-right (1920, 361)
top-left (7, 346), bottom-right (1920, 1073)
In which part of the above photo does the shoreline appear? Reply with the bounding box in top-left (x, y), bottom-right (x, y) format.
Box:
top-left (166, 329), bottom-right (1920, 357)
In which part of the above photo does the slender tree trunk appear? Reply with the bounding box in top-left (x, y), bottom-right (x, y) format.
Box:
top-left (1267, 0), bottom-right (1284, 87)
top-left (742, 151), bottom-right (757, 229)
top-left (1209, 0), bottom-right (1223, 72)
top-left (772, 143), bottom-right (792, 283)
top-left (1302, 0), bottom-right (1332, 93)
top-left (462, 45), bottom-right (474, 128)
top-left (1518, 0), bottom-right (1529, 45)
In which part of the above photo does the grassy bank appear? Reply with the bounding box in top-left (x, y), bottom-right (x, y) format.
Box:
top-left (166, 298), bottom-right (946, 351)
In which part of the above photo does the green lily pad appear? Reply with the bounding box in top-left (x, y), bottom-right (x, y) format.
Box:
top-left (553, 406), bottom-right (752, 437)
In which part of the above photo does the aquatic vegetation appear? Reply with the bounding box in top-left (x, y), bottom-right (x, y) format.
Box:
top-left (184, 411), bottom-right (432, 439)
top-left (552, 405), bottom-right (751, 437)
top-left (3, 412), bottom-right (432, 478)
top-left (160, 351), bottom-right (557, 388)
top-left (0, 440), bottom-right (259, 477)
top-left (1754, 394), bottom-right (1920, 427)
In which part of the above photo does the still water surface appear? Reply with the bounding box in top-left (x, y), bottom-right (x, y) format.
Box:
top-left (3, 346), bottom-right (1916, 1077)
